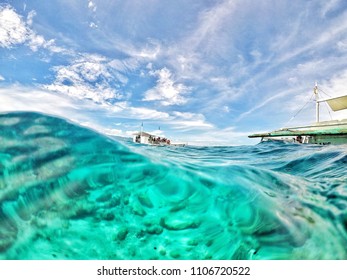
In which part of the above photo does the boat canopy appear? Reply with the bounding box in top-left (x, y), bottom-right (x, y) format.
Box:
top-left (133, 131), bottom-right (153, 137)
top-left (248, 126), bottom-right (347, 138)
top-left (248, 120), bottom-right (347, 138)
top-left (319, 95), bottom-right (347, 111)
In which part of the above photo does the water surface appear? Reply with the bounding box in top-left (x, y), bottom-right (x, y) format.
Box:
top-left (1, 112), bottom-right (346, 259)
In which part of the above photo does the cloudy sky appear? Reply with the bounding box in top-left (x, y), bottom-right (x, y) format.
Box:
top-left (1, 0), bottom-right (347, 145)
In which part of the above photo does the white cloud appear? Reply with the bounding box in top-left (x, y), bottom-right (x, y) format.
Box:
top-left (87, 1), bottom-right (98, 29)
top-left (0, 6), bottom-right (28, 48)
top-left (223, 106), bottom-right (230, 113)
top-left (28, 34), bottom-right (57, 52)
top-left (136, 41), bottom-right (161, 60)
top-left (132, 1), bottom-right (241, 114)
top-left (323, 71), bottom-right (347, 95)
top-left (26, 10), bottom-right (36, 26)
top-left (44, 83), bottom-right (119, 104)
top-left (337, 40), bottom-right (347, 52)
top-left (171, 119), bottom-right (214, 130)
top-left (321, 71), bottom-right (347, 122)
top-left (76, 61), bottom-right (110, 82)
top-left (0, 5), bottom-right (63, 53)
top-left (187, 0), bottom-right (237, 51)
top-left (118, 39), bottom-right (161, 61)
top-left (268, 6), bottom-right (347, 72)
top-left (172, 111), bottom-right (205, 120)
top-left (128, 107), bottom-right (170, 120)
top-left (235, 91), bottom-right (287, 123)
top-left (170, 111), bottom-right (214, 130)
top-left (320, 0), bottom-right (342, 18)
top-left (143, 67), bottom-right (190, 106)
top-left (88, 1), bottom-right (97, 12)
top-left (0, 75), bottom-right (5, 81)
top-left (109, 58), bottom-right (139, 73)
top-left (89, 22), bottom-right (98, 29)
top-left (44, 54), bottom-right (125, 104)
top-left (159, 0), bottom-right (239, 83)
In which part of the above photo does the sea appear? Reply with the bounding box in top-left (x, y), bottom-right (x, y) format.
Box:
top-left (0, 111), bottom-right (347, 260)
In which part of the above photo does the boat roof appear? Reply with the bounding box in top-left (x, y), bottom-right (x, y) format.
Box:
top-left (133, 131), bottom-right (154, 137)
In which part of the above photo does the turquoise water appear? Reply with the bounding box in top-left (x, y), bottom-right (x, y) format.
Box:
top-left (0, 112), bottom-right (347, 260)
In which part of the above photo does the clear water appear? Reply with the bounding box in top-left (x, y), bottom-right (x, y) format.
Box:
top-left (0, 112), bottom-right (347, 260)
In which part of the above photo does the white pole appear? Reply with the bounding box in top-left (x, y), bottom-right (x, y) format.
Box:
top-left (314, 82), bottom-right (319, 123)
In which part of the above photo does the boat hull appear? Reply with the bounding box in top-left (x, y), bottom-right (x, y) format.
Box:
top-left (307, 134), bottom-right (347, 145)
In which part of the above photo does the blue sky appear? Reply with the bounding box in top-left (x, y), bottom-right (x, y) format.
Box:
top-left (1, 0), bottom-right (347, 145)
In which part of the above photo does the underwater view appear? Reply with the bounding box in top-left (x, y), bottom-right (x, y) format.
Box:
top-left (0, 112), bottom-right (347, 260)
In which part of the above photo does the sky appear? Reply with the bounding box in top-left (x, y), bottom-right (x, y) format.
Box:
top-left (1, 0), bottom-right (347, 145)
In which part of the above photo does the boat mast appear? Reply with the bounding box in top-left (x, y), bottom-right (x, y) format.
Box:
top-left (314, 82), bottom-right (319, 123)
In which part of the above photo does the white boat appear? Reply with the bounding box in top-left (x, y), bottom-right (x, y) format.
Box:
top-left (249, 84), bottom-right (347, 145)
top-left (133, 131), bottom-right (186, 147)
